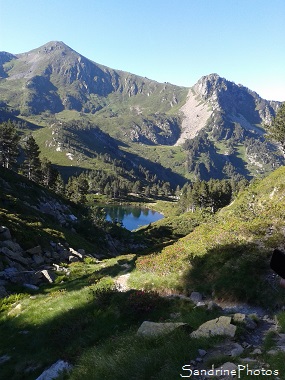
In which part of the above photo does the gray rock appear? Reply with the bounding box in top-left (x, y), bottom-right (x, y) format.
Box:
top-left (0, 247), bottom-right (29, 265)
top-left (69, 255), bottom-right (79, 263)
top-left (77, 248), bottom-right (85, 255)
top-left (0, 355), bottom-right (11, 364)
top-left (35, 359), bottom-right (73, 380)
top-left (23, 283), bottom-right (39, 291)
top-left (198, 349), bottom-right (207, 357)
top-left (190, 316), bottom-right (236, 338)
top-left (0, 226), bottom-right (11, 240)
top-left (33, 255), bottom-right (45, 265)
top-left (190, 291), bottom-right (202, 304)
top-left (137, 321), bottom-right (188, 337)
top-left (1, 240), bottom-right (22, 252)
top-left (240, 357), bottom-right (257, 363)
top-left (0, 267), bottom-right (18, 279)
top-left (26, 246), bottom-right (42, 255)
top-left (195, 301), bottom-right (206, 308)
top-left (69, 248), bottom-right (83, 259)
top-left (40, 270), bottom-right (55, 283)
top-left (230, 343), bottom-right (244, 357)
top-left (251, 348), bottom-right (262, 355)
top-left (207, 300), bottom-right (221, 311)
top-left (233, 313), bottom-right (257, 329)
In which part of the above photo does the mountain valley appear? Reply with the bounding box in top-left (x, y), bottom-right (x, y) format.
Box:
top-left (1, 41), bottom-right (285, 379)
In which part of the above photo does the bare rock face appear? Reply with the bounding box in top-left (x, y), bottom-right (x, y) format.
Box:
top-left (190, 316), bottom-right (236, 338)
top-left (137, 321), bottom-right (188, 337)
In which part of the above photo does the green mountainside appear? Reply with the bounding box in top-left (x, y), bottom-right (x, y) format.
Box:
top-left (1, 41), bottom-right (285, 379)
top-left (0, 41), bottom-right (283, 184)
top-left (1, 160), bottom-right (285, 379)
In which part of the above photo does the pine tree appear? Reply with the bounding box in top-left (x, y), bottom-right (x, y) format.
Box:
top-left (41, 157), bottom-right (59, 189)
top-left (0, 121), bottom-right (20, 169)
top-left (23, 135), bottom-right (42, 182)
top-left (267, 102), bottom-right (285, 156)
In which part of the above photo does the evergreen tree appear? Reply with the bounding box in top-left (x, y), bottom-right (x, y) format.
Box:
top-left (23, 135), bottom-right (41, 182)
top-left (267, 102), bottom-right (285, 156)
top-left (0, 121), bottom-right (20, 169)
top-left (41, 157), bottom-right (59, 189)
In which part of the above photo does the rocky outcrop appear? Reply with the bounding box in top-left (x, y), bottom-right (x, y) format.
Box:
top-left (0, 226), bottom-right (90, 298)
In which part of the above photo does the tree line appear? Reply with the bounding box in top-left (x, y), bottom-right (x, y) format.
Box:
top-left (0, 120), bottom-right (173, 203)
top-left (0, 120), bottom-right (64, 193)
top-left (178, 178), bottom-right (248, 213)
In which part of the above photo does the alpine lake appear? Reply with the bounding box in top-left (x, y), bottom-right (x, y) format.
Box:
top-left (103, 204), bottom-right (164, 231)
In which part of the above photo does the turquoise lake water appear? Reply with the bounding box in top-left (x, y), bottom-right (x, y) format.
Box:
top-left (104, 205), bottom-right (164, 231)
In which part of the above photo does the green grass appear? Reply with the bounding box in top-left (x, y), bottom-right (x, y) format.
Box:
top-left (130, 167), bottom-right (285, 308)
top-left (0, 257), bottom-right (223, 380)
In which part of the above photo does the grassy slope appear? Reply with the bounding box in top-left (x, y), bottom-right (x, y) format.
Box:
top-left (0, 168), bottom-right (103, 253)
top-left (132, 166), bottom-right (285, 307)
top-left (2, 168), bottom-right (285, 379)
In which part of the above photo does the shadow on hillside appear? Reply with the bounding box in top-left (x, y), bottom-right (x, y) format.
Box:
top-left (33, 259), bottom-right (137, 296)
top-left (0, 265), bottom-right (168, 380)
top-left (181, 242), bottom-right (285, 309)
top-left (0, 286), bottom-right (138, 380)
top-left (135, 225), bottom-right (183, 254)
top-left (0, 111), bottom-right (43, 131)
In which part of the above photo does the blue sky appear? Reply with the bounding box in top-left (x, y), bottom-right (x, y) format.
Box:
top-left (0, 0), bottom-right (284, 101)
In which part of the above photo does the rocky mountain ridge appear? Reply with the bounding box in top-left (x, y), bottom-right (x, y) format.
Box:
top-left (0, 41), bottom-right (283, 181)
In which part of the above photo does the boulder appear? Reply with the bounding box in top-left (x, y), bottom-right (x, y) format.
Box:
top-left (198, 349), bottom-right (207, 357)
top-left (36, 359), bottom-right (73, 380)
top-left (23, 283), bottom-right (39, 291)
top-left (0, 226), bottom-right (11, 240)
top-left (190, 316), bottom-right (236, 338)
top-left (40, 270), bottom-right (55, 283)
top-left (189, 291), bottom-right (202, 304)
top-left (1, 240), bottom-right (22, 252)
top-left (207, 300), bottom-right (222, 311)
top-left (0, 247), bottom-right (29, 266)
top-left (26, 246), bottom-right (42, 255)
top-left (69, 248), bottom-right (83, 259)
top-left (0, 267), bottom-right (18, 280)
top-left (33, 255), bottom-right (45, 266)
top-left (232, 313), bottom-right (257, 330)
top-left (137, 321), bottom-right (188, 337)
top-left (230, 343), bottom-right (244, 356)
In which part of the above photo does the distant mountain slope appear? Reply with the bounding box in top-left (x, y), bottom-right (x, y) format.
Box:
top-left (0, 41), bottom-right (283, 182)
top-left (0, 41), bottom-right (186, 116)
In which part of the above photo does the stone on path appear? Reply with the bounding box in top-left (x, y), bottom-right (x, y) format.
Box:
top-left (190, 316), bottom-right (236, 338)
